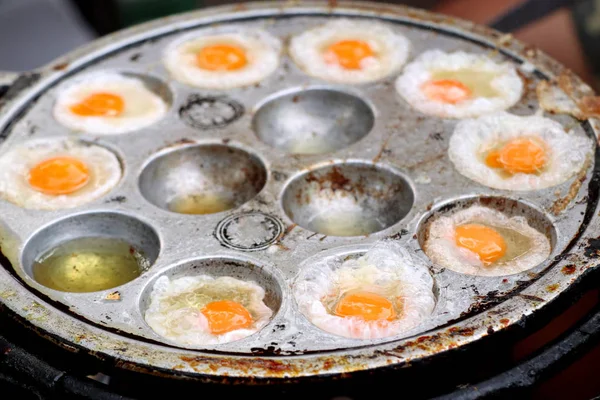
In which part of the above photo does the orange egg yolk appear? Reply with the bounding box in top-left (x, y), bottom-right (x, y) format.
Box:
top-left (422, 79), bottom-right (472, 104)
top-left (201, 300), bottom-right (253, 334)
top-left (28, 157), bottom-right (90, 195)
top-left (196, 44), bottom-right (248, 71)
top-left (325, 40), bottom-right (374, 70)
top-left (334, 291), bottom-right (396, 321)
top-left (455, 224), bottom-right (507, 265)
top-left (485, 138), bottom-right (547, 174)
top-left (70, 92), bottom-right (125, 117)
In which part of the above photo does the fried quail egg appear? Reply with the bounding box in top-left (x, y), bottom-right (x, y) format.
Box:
top-left (449, 112), bottom-right (592, 191)
top-left (53, 72), bottom-right (168, 134)
top-left (164, 29), bottom-right (281, 89)
top-left (294, 242), bottom-right (435, 339)
top-left (289, 19), bottom-right (411, 84)
top-left (145, 275), bottom-right (273, 346)
top-left (0, 139), bottom-right (121, 210)
top-left (395, 50), bottom-right (523, 118)
top-left (423, 205), bottom-right (551, 276)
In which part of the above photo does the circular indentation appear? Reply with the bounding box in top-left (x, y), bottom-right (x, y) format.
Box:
top-left (179, 95), bottom-right (244, 130)
top-left (252, 88), bottom-right (375, 155)
top-left (21, 212), bottom-right (160, 292)
top-left (281, 162), bottom-right (414, 236)
top-left (139, 144), bottom-right (267, 215)
top-left (216, 212), bottom-right (284, 251)
top-left (417, 196), bottom-right (557, 276)
top-left (140, 257), bottom-right (283, 347)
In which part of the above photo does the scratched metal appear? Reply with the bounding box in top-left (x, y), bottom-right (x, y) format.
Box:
top-left (0, 1), bottom-right (598, 381)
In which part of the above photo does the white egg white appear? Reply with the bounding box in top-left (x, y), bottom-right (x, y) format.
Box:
top-left (164, 29), bottom-right (281, 89)
top-left (145, 275), bottom-right (273, 346)
top-left (289, 19), bottom-right (411, 84)
top-left (0, 138), bottom-right (121, 210)
top-left (395, 50), bottom-right (523, 118)
top-left (293, 242), bottom-right (435, 340)
top-left (423, 205), bottom-right (551, 276)
top-left (53, 72), bottom-right (168, 134)
top-left (449, 112), bottom-right (592, 191)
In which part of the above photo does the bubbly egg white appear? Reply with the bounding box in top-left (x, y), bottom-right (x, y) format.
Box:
top-left (0, 139), bottom-right (121, 210)
top-left (289, 19), bottom-right (411, 84)
top-left (423, 205), bottom-right (551, 276)
top-left (145, 275), bottom-right (273, 346)
top-left (164, 29), bottom-right (281, 89)
top-left (293, 242), bottom-right (435, 340)
top-left (53, 72), bottom-right (168, 134)
top-left (449, 112), bottom-right (592, 191)
top-left (395, 50), bottom-right (523, 118)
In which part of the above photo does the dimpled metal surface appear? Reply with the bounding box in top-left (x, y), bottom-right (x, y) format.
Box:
top-left (0, 1), bottom-right (598, 382)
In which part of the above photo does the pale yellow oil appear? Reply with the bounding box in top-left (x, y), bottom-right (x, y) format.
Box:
top-left (158, 282), bottom-right (259, 318)
top-left (431, 69), bottom-right (499, 98)
top-left (168, 193), bottom-right (234, 215)
top-left (33, 237), bottom-right (148, 293)
top-left (310, 213), bottom-right (382, 237)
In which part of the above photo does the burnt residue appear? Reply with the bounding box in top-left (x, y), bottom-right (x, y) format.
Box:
top-left (179, 95), bottom-right (244, 130)
top-left (272, 171), bottom-right (288, 182)
top-left (305, 167), bottom-right (351, 192)
top-left (584, 238), bottom-right (600, 258)
top-left (52, 62), bottom-right (69, 71)
top-left (388, 229), bottom-right (409, 240)
top-left (105, 196), bottom-right (127, 204)
top-left (518, 294), bottom-right (545, 303)
top-left (550, 157), bottom-right (591, 215)
top-left (429, 132), bottom-right (444, 141)
top-left (277, 224), bottom-right (297, 242)
top-left (562, 265), bottom-right (577, 275)
top-left (158, 138), bottom-right (196, 151)
top-left (547, 284), bottom-right (560, 292)
top-left (448, 327), bottom-right (475, 337)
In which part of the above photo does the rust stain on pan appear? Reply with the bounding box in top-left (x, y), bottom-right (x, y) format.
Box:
top-left (562, 264), bottom-right (577, 275)
top-left (550, 158), bottom-right (591, 215)
top-left (538, 71), bottom-right (600, 120)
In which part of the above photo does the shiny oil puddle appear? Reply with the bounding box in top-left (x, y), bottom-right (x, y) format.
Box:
top-left (33, 237), bottom-right (150, 293)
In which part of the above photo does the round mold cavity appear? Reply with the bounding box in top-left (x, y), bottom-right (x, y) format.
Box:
top-left (21, 212), bottom-right (160, 292)
top-left (138, 144), bottom-right (267, 215)
top-left (281, 162), bottom-right (414, 236)
top-left (293, 244), bottom-right (438, 341)
top-left (252, 87), bottom-right (375, 155)
top-left (139, 257), bottom-right (283, 347)
top-left (417, 196), bottom-right (557, 277)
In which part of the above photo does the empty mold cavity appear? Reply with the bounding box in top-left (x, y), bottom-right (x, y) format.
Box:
top-left (252, 87), bottom-right (374, 155)
top-left (281, 162), bottom-right (414, 236)
top-left (139, 144), bottom-right (267, 215)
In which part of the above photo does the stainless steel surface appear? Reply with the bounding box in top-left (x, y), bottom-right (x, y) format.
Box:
top-left (252, 87), bottom-right (375, 155)
top-left (138, 143), bottom-right (267, 214)
top-left (281, 161), bottom-right (414, 236)
top-left (0, 1), bottom-right (597, 381)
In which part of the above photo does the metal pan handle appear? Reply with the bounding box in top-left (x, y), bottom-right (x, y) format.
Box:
top-left (0, 72), bottom-right (20, 101)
